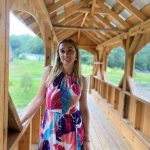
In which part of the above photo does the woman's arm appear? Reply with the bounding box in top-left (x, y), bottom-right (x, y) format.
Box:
top-left (79, 76), bottom-right (90, 141)
top-left (20, 66), bottom-right (52, 124)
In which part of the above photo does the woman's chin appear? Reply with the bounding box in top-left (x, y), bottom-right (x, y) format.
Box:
top-left (63, 61), bottom-right (74, 65)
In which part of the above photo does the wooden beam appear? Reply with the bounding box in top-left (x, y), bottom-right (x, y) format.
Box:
top-left (8, 94), bottom-right (23, 132)
top-left (81, 31), bottom-right (99, 44)
top-left (12, 0), bottom-right (58, 42)
top-left (56, 16), bottom-right (83, 36)
top-left (57, 12), bottom-right (84, 25)
top-left (0, 0), bottom-right (10, 149)
top-left (94, 15), bottom-right (118, 35)
top-left (55, 14), bottom-right (84, 35)
top-left (97, 1), bottom-right (130, 29)
top-left (77, 7), bottom-right (105, 13)
top-left (83, 30), bottom-right (100, 44)
top-left (24, 16), bottom-right (35, 26)
top-left (129, 18), bottom-right (150, 36)
top-left (86, 17), bottom-right (113, 39)
top-left (52, 0), bottom-right (90, 23)
top-left (96, 33), bottom-right (124, 49)
top-left (117, 0), bottom-right (147, 22)
top-left (96, 17), bottom-right (150, 49)
top-left (78, 12), bottom-right (88, 43)
top-left (79, 45), bottom-right (95, 54)
top-left (112, 2), bottom-right (124, 14)
top-left (58, 30), bottom-right (77, 41)
top-left (56, 18), bottom-right (82, 38)
top-left (53, 24), bottom-right (125, 32)
top-left (36, 0), bottom-right (58, 42)
top-left (91, 0), bottom-right (96, 16)
top-left (84, 20), bottom-right (108, 41)
top-left (47, 0), bottom-right (72, 14)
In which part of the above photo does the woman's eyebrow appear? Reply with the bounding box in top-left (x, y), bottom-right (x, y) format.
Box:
top-left (60, 47), bottom-right (73, 50)
top-left (68, 46), bottom-right (73, 49)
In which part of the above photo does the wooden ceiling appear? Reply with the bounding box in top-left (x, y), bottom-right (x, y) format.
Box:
top-left (12, 0), bottom-right (150, 49)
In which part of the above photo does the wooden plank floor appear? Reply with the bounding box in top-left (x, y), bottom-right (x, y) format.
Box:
top-left (88, 94), bottom-right (132, 150)
top-left (32, 94), bottom-right (132, 150)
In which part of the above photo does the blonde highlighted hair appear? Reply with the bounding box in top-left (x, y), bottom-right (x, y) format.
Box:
top-left (46, 39), bottom-right (82, 87)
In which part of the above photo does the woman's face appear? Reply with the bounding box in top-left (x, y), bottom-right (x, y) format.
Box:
top-left (58, 42), bottom-right (77, 66)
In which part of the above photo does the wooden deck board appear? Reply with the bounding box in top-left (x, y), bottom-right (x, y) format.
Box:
top-left (88, 94), bottom-right (132, 150)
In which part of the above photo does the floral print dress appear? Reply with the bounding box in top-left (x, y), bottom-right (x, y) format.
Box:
top-left (38, 72), bottom-right (85, 150)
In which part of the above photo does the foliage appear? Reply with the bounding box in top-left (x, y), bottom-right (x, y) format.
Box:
top-left (80, 49), bottom-right (93, 65)
top-left (108, 47), bottom-right (125, 69)
top-left (108, 45), bottom-right (150, 71)
top-left (10, 34), bottom-right (44, 57)
top-left (135, 45), bottom-right (150, 71)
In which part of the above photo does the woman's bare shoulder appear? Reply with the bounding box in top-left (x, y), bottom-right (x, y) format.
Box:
top-left (42, 65), bottom-right (53, 81)
top-left (44, 65), bottom-right (53, 72)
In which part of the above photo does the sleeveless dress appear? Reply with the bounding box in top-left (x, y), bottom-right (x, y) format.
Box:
top-left (38, 72), bottom-right (85, 150)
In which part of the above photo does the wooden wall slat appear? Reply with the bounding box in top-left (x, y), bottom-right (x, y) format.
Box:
top-left (32, 109), bottom-right (41, 144)
top-left (19, 124), bottom-right (32, 150)
top-left (0, 0), bottom-right (10, 149)
top-left (8, 94), bottom-right (23, 132)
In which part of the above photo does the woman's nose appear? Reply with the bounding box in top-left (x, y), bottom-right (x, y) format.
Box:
top-left (64, 51), bottom-right (70, 56)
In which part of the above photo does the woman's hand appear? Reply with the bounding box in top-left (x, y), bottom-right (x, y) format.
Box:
top-left (83, 140), bottom-right (91, 150)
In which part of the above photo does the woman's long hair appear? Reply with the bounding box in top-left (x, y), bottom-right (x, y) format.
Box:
top-left (46, 39), bottom-right (82, 87)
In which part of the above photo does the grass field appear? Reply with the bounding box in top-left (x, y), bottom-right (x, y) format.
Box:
top-left (9, 59), bottom-right (150, 108)
top-left (107, 67), bottom-right (150, 85)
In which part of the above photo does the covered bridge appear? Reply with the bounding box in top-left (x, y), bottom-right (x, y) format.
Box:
top-left (0, 0), bottom-right (150, 149)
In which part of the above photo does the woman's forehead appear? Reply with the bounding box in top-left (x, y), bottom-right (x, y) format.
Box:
top-left (59, 42), bottom-right (74, 49)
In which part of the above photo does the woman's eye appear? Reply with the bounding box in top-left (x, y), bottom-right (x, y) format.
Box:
top-left (61, 50), bottom-right (65, 53)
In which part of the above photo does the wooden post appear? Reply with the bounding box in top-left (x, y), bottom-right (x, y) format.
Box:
top-left (32, 109), bottom-right (41, 144)
top-left (41, 23), bottom-right (52, 67)
top-left (0, 0), bottom-right (10, 149)
top-left (19, 124), bottom-right (32, 150)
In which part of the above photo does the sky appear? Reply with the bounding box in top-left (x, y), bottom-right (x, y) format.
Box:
top-left (9, 13), bottom-right (36, 36)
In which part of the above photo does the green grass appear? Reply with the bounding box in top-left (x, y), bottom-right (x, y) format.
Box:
top-left (9, 59), bottom-right (44, 108)
top-left (81, 64), bottom-right (93, 77)
top-left (107, 67), bottom-right (150, 86)
top-left (107, 67), bottom-right (124, 85)
top-left (9, 59), bottom-right (150, 108)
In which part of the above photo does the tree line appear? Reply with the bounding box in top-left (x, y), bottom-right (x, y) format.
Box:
top-left (10, 35), bottom-right (150, 71)
top-left (108, 46), bottom-right (150, 71)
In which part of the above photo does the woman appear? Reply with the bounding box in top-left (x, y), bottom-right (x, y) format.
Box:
top-left (21, 39), bottom-right (90, 150)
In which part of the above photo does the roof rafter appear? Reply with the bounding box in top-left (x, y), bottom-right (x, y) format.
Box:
top-left (117, 0), bottom-right (147, 22)
top-left (83, 30), bottom-right (100, 44)
top-left (94, 15), bottom-right (118, 36)
top-left (77, 7), bottom-right (104, 13)
top-left (86, 16), bottom-right (113, 39)
top-left (47, 0), bottom-right (72, 14)
top-left (54, 13), bottom-right (84, 33)
top-left (52, 0), bottom-right (91, 23)
top-left (91, 0), bottom-right (96, 16)
top-left (57, 19), bottom-right (83, 40)
top-left (84, 21), bottom-right (106, 41)
top-left (55, 13), bottom-right (84, 35)
top-left (97, 1), bottom-right (130, 29)
top-left (58, 30), bottom-right (77, 41)
top-left (54, 24), bottom-right (124, 33)
top-left (78, 12), bottom-right (88, 42)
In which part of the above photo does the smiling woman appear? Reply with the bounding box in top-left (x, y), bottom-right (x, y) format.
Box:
top-left (20, 38), bottom-right (91, 150)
